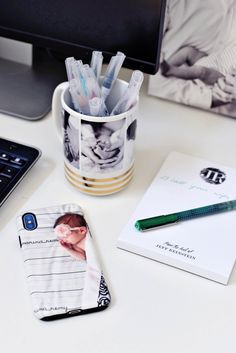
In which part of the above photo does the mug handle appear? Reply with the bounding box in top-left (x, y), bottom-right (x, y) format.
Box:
top-left (52, 81), bottom-right (68, 142)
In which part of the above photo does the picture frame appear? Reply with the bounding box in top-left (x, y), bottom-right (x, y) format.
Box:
top-left (148, 0), bottom-right (236, 119)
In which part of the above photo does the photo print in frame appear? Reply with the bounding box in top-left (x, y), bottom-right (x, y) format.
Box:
top-left (148, 0), bottom-right (236, 119)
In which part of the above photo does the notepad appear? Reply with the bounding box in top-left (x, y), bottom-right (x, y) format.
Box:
top-left (117, 152), bottom-right (236, 284)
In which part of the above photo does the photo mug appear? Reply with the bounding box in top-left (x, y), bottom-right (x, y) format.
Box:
top-left (52, 79), bottom-right (139, 195)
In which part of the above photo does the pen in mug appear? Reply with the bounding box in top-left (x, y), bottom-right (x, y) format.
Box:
top-left (68, 79), bottom-right (82, 112)
top-left (72, 61), bottom-right (99, 115)
top-left (111, 70), bottom-right (144, 115)
top-left (101, 52), bottom-right (125, 100)
top-left (83, 64), bottom-right (101, 98)
top-left (65, 58), bottom-right (84, 112)
top-left (74, 60), bottom-right (88, 98)
top-left (70, 77), bottom-right (91, 115)
top-left (65, 57), bottom-right (75, 81)
top-left (89, 97), bottom-right (101, 116)
top-left (89, 97), bottom-right (108, 116)
top-left (135, 199), bottom-right (236, 232)
top-left (90, 51), bottom-right (103, 80)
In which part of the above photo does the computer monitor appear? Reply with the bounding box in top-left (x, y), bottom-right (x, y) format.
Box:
top-left (0, 0), bottom-right (166, 120)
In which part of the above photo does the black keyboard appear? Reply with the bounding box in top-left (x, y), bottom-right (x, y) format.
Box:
top-left (0, 137), bottom-right (41, 207)
top-left (0, 150), bottom-right (27, 194)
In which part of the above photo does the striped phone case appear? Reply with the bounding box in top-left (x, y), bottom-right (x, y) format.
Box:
top-left (16, 203), bottom-right (111, 320)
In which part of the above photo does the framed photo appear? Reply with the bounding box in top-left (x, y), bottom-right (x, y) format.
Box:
top-left (148, 0), bottom-right (236, 119)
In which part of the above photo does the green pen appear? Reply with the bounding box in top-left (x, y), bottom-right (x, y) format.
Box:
top-left (135, 199), bottom-right (236, 232)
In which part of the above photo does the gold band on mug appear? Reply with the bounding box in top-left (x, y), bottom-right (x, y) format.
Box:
top-left (65, 163), bottom-right (134, 185)
top-left (64, 163), bottom-right (134, 195)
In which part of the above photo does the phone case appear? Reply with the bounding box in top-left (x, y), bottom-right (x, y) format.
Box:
top-left (16, 203), bottom-right (111, 320)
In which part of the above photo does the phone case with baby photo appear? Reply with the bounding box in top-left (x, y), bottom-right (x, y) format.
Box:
top-left (16, 203), bottom-right (111, 320)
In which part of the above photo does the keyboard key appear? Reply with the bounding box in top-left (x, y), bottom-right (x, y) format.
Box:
top-left (1, 165), bottom-right (18, 178)
top-left (10, 156), bottom-right (26, 166)
top-left (0, 152), bottom-right (10, 161)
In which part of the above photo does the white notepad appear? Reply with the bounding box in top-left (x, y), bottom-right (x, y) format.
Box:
top-left (117, 152), bottom-right (236, 284)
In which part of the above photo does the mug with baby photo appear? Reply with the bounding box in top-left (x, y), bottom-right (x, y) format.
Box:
top-left (52, 78), bottom-right (138, 196)
top-left (148, 0), bottom-right (236, 119)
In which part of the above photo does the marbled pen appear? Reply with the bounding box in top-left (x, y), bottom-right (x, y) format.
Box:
top-left (135, 199), bottom-right (236, 231)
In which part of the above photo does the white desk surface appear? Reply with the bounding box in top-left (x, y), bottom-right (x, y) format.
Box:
top-left (1, 69), bottom-right (236, 353)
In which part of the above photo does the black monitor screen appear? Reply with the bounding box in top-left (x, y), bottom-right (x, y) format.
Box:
top-left (0, 0), bottom-right (166, 74)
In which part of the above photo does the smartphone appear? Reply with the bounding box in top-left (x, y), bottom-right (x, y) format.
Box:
top-left (0, 137), bottom-right (41, 207)
top-left (16, 203), bottom-right (111, 320)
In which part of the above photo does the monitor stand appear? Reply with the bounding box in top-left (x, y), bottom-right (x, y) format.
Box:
top-left (0, 46), bottom-right (67, 120)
